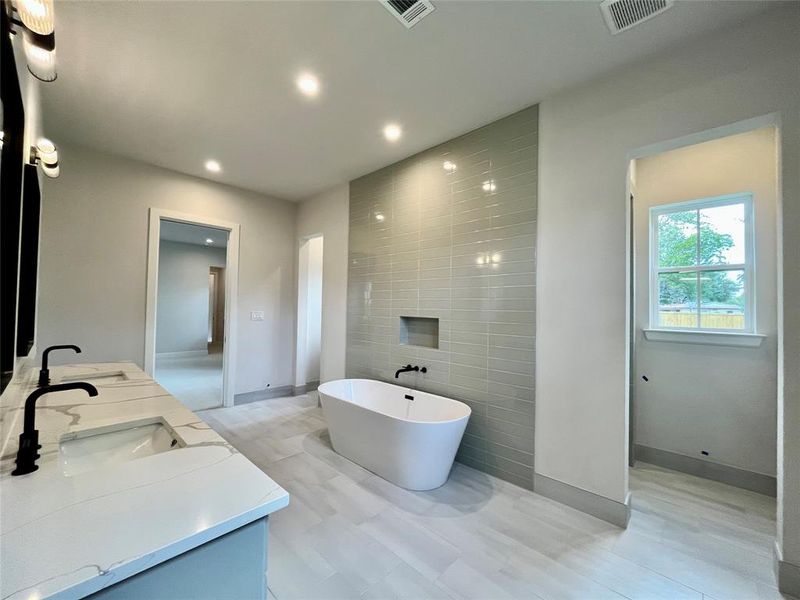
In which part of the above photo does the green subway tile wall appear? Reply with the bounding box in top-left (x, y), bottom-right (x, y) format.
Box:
top-left (347, 105), bottom-right (538, 489)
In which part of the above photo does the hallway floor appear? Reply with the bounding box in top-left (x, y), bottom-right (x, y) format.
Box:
top-left (201, 395), bottom-right (783, 600)
top-left (154, 350), bottom-right (222, 411)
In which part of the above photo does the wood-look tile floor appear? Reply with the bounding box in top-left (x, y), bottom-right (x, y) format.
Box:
top-left (155, 350), bottom-right (223, 411)
top-left (200, 394), bottom-right (785, 600)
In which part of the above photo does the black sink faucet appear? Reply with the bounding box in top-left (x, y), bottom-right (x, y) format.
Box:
top-left (39, 344), bottom-right (81, 387)
top-left (394, 364), bottom-right (428, 379)
top-left (12, 382), bottom-right (98, 476)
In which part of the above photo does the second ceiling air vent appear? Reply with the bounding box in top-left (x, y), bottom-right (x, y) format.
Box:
top-left (600, 0), bottom-right (674, 34)
top-left (380, 0), bottom-right (435, 29)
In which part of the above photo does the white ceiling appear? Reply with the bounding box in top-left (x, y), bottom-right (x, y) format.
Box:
top-left (160, 220), bottom-right (229, 248)
top-left (42, 1), bottom-right (773, 201)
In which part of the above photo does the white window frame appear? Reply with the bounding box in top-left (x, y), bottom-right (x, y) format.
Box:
top-left (648, 193), bottom-right (755, 335)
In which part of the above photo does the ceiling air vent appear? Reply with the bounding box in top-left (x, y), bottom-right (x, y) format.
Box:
top-left (600, 0), bottom-right (674, 34)
top-left (380, 0), bottom-right (435, 29)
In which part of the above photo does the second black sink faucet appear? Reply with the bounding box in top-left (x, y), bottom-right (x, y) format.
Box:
top-left (12, 382), bottom-right (98, 476)
top-left (39, 344), bottom-right (81, 387)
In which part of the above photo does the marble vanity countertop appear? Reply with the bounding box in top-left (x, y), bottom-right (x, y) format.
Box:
top-left (0, 362), bottom-right (289, 600)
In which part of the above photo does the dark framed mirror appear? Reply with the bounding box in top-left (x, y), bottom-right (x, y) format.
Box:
top-left (17, 164), bottom-right (41, 358)
top-left (1, 3), bottom-right (27, 392)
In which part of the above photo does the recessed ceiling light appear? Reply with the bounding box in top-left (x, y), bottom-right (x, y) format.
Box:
top-left (383, 123), bottom-right (402, 142)
top-left (296, 73), bottom-right (320, 97)
top-left (205, 238), bottom-right (214, 244)
top-left (443, 160), bottom-right (457, 172)
top-left (205, 160), bottom-right (221, 173)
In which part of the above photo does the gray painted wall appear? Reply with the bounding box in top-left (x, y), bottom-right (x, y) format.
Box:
top-left (38, 145), bottom-right (297, 395)
top-left (156, 241), bottom-right (226, 354)
top-left (347, 105), bottom-right (538, 489)
top-left (535, 8), bottom-right (799, 518)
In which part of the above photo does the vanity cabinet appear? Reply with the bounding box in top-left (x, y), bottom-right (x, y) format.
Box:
top-left (88, 518), bottom-right (269, 600)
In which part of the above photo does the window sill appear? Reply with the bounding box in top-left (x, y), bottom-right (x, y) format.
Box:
top-left (642, 329), bottom-right (766, 348)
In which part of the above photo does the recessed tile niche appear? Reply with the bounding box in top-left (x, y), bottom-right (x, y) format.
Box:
top-left (399, 316), bottom-right (439, 349)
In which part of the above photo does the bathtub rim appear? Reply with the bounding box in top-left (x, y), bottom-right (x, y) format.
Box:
top-left (318, 378), bottom-right (472, 426)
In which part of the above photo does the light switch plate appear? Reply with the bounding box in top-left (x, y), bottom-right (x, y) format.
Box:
top-left (250, 311), bottom-right (265, 321)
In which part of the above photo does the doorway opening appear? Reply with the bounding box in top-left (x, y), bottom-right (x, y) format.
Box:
top-left (154, 221), bottom-right (227, 410)
top-left (625, 118), bottom-right (781, 590)
top-left (208, 266), bottom-right (225, 353)
top-left (145, 209), bottom-right (240, 409)
top-left (295, 235), bottom-right (323, 395)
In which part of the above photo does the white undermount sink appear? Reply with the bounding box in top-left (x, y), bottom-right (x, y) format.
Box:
top-left (60, 371), bottom-right (129, 384)
top-left (59, 419), bottom-right (184, 476)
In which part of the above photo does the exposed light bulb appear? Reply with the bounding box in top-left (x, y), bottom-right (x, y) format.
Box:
top-left (35, 138), bottom-right (59, 177)
top-left (17, 0), bottom-right (55, 35)
top-left (383, 123), bottom-right (402, 142)
top-left (36, 137), bottom-right (56, 162)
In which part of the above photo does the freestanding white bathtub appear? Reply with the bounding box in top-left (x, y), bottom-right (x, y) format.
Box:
top-left (318, 379), bottom-right (471, 490)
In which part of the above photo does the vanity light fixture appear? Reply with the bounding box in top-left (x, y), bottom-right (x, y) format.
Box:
top-left (30, 137), bottom-right (59, 177)
top-left (23, 36), bottom-right (56, 81)
top-left (7, 0), bottom-right (58, 82)
top-left (443, 160), bottom-right (457, 173)
top-left (296, 72), bottom-right (320, 97)
top-left (482, 179), bottom-right (497, 193)
top-left (383, 123), bottom-right (402, 143)
top-left (204, 160), bottom-right (221, 173)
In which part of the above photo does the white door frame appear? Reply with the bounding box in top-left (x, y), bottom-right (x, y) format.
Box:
top-left (145, 208), bottom-right (241, 408)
